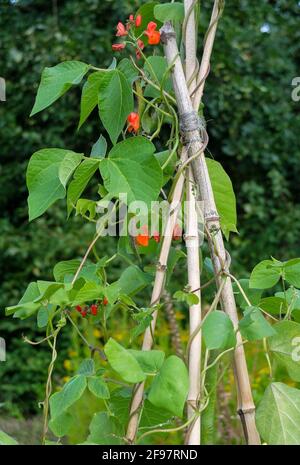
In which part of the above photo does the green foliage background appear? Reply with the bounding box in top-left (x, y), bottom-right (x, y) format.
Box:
top-left (0, 0), bottom-right (299, 420)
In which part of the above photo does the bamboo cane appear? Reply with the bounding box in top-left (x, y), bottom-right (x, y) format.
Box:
top-left (125, 149), bottom-right (187, 443)
top-left (184, 0), bottom-right (202, 446)
top-left (160, 21), bottom-right (261, 445)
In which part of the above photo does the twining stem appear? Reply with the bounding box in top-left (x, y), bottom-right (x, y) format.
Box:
top-left (42, 327), bottom-right (60, 444)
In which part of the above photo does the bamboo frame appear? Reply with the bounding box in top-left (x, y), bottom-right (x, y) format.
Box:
top-left (160, 19), bottom-right (261, 445)
top-left (184, 0), bottom-right (202, 446)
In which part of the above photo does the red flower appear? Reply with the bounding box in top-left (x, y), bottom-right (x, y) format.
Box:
top-left (129, 14), bottom-right (134, 22)
top-left (172, 224), bottom-right (182, 241)
top-left (144, 22), bottom-right (160, 45)
top-left (135, 14), bottom-right (142, 27)
top-left (75, 305), bottom-right (82, 313)
top-left (127, 112), bottom-right (140, 133)
top-left (90, 304), bottom-right (98, 316)
top-left (81, 309), bottom-right (87, 317)
top-left (136, 225), bottom-right (150, 247)
top-left (116, 22), bottom-right (128, 37)
top-left (153, 231), bottom-right (160, 243)
top-left (136, 39), bottom-right (145, 60)
top-left (103, 297), bottom-right (109, 306)
top-left (112, 43), bottom-right (126, 51)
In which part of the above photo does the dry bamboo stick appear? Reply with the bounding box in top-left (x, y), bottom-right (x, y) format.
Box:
top-left (125, 149), bottom-right (187, 443)
top-left (184, 0), bottom-right (202, 446)
top-left (160, 21), bottom-right (261, 445)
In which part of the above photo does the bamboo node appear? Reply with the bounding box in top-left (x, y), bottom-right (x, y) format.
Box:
top-left (179, 110), bottom-right (206, 133)
top-left (160, 22), bottom-right (177, 44)
top-left (204, 211), bottom-right (220, 223)
top-left (237, 407), bottom-right (256, 415)
top-left (156, 262), bottom-right (167, 272)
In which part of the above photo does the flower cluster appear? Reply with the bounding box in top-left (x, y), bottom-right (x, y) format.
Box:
top-left (75, 297), bottom-right (108, 318)
top-left (112, 13), bottom-right (160, 56)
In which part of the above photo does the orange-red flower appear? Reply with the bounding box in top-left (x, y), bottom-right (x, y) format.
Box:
top-left (136, 39), bottom-right (145, 60)
top-left (90, 304), bottom-right (98, 316)
top-left (112, 43), bottom-right (126, 51)
top-left (144, 21), bottom-right (160, 45)
top-left (127, 112), bottom-right (140, 133)
top-left (136, 225), bottom-right (150, 247)
top-left (116, 22), bottom-right (128, 37)
top-left (135, 14), bottom-right (142, 27)
top-left (103, 297), bottom-right (108, 306)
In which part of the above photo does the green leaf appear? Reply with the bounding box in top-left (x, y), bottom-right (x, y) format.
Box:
top-left (206, 158), bottom-right (237, 239)
top-left (232, 279), bottom-right (262, 310)
top-left (203, 310), bottom-right (236, 350)
top-left (269, 320), bottom-right (300, 381)
top-left (49, 412), bottom-right (73, 438)
top-left (104, 338), bottom-right (146, 383)
top-left (100, 137), bottom-right (162, 207)
top-left (249, 259), bottom-right (281, 289)
top-left (50, 375), bottom-right (87, 420)
top-left (144, 56), bottom-right (173, 99)
top-left (155, 150), bottom-right (177, 185)
top-left (130, 313), bottom-right (153, 341)
top-left (116, 265), bottom-right (152, 296)
top-left (53, 259), bottom-right (81, 282)
top-left (58, 151), bottom-right (82, 188)
top-left (98, 69), bottom-right (133, 144)
top-left (88, 377), bottom-right (110, 399)
top-left (128, 350), bottom-right (165, 374)
top-left (78, 71), bottom-right (103, 128)
top-left (5, 282), bottom-right (40, 317)
top-left (259, 296), bottom-right (288, 315)
top-left (31, 61), bottom-right (90, 116)
top-left (67, 158), bottom-right (100, 216)
top-left (148, 355), bottom-right (189, 418)
top-left (35, 281), bottom-right (64, 302)
top-left (77, 359), bottom-right (95, 376)
top-left (0, 430), bottom-right (18, 445)
top-left (37, 306), bottom-right (53, 328)
top-left (173, 290), bottom-right (199, 306)
top-left (91, 135), bottom-right (107, 159)
top-left (27, 148), bottom-right (82, 220)
top-left (284, 258), bottom-right (300, 288)
top-left (87, 412), bottom-right (123, 445)
top-left (71, 282), bottom-right (104, 305)
top-left (256, 382), bottom-right (300, 444)
top-left (76, 199), bottom-right (97, 219)
top-left (154, 2), bottom-right (185, 23)
top-left (117, 58), bottom-right (139, 85)
top-left (239, 306), bottom-right (276, 341)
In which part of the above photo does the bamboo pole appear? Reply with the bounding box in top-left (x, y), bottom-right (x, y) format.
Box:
top-left (160, 21), bottom-right (261, 445)
top-left (184, 0), bottom-right (202, 446)
top-left (125, 149), bottom-right (187, 443)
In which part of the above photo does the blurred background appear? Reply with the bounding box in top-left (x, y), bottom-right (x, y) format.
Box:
top-left (0, 0), bottom-right (299, 444)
